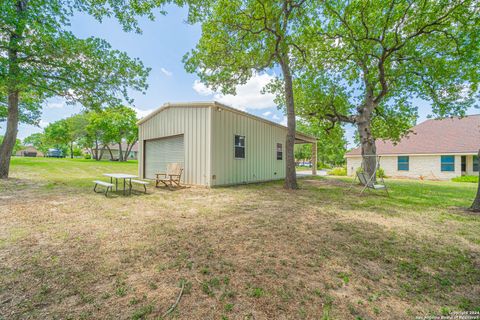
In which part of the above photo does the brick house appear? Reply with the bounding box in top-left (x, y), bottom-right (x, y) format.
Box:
top-left (345, 115), bottom-right (480, 180)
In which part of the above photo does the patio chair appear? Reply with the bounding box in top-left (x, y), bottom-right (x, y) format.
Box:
top-left (155, 163), bottom-right (183, 188)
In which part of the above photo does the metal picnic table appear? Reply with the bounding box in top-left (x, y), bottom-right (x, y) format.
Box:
top-left (103, 173), bottom-right (137, 195)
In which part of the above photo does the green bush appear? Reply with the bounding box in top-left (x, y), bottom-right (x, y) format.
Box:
top-left (452, 175), bottom-right (478, 183)
top-left (376, 168), bottom-right (387, 179)
top-left (84, 154), bottom-right (92, 159)
top-left (328, 167), bottom-right (347, 176)
top-left (318, 162), bottom-right (332, 170)
top-left (72, 147), bottom-right (83, 157)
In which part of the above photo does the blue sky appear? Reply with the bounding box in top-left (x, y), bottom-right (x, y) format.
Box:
top-left (8, 5), bottom-right (478, 146)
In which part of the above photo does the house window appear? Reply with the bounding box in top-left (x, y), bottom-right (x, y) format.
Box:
top-left (397, 156), bottom-right (409, 171)
top-left (441, 155), bottom-right (455, 172)
top-left (276, 143), bottom-right (283, 160)
top-left (234, 135), bottom-right (245, 159)
top-left (474, 155), bottom-right (479, 172)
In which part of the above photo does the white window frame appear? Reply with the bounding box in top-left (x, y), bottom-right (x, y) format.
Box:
top-left (234, 135), bottom-right (245, 159)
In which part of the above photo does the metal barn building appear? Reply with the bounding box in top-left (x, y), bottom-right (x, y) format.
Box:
top-left (137, 101), bottom-right (317, 186)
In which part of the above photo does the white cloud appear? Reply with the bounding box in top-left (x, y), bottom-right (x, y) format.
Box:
top-left (280, 116), bottom-right (287, 126)
top-left (262, 111), bottom-right (272, 117)
top-left (192, 73), bottom-right (277, 110)
top-left (160, 67), bottom-right (173, 77)
top-left (272, 114), bottom-right (280, 120)
top-left (39, 120), bottom-right (50, 128)
top-left (133, 107), bottom-right (155, 119)
top-left (66, 89), bottom-right (79, 100)
top-left (46, 102), bottom-right (65, 109)
top-left (192, 80), bottom-right (214, 96)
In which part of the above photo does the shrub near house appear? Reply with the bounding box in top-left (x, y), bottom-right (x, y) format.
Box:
top-left (452, 176), bottom-right (479, 183)
top-left (328, 167), bottom-right (347, 176)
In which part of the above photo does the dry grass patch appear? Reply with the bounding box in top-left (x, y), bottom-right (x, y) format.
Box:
top-left (0, 158), bottom-right (479, 319)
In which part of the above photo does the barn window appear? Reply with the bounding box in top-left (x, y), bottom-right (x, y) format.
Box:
top-left (234, 135), bottom-right (245, 159)
top-left (441, 155), bottom-right (455, 172)
top-left (276, 143), bottom-right (283, 160)
top-left (474, 155), bottom-right (479, 172)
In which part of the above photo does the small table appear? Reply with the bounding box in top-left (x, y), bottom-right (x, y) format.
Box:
top-left (103, 173), bottom-right (137, 195)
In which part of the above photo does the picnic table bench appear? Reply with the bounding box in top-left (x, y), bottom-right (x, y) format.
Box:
top-left (130, 179), bottom-right (149, 193)
top-left (103, 173), bottom-right (137, 195)
top-left (93, 180), bottom-right (114, 197)
top-left (93, 174), bottom-right (150, 196)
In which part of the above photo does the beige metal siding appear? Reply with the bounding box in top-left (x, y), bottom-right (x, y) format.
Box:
top-left (210, 107), bottom-right (286, 186)
top-left (144, 135), bottom-right (184, 180)
top-left (138, 106), bottom-right (211, 185)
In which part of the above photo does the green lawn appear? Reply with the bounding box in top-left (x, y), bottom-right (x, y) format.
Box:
top-left (0, 157), bottom-right (479, 319)
top-left (6, 157), bottom-right (138, 187)
top-left (295, 165), bottom-right (312, 171)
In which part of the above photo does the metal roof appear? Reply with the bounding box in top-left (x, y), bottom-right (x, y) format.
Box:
top-left (137, 101), bottom-right (317, 143)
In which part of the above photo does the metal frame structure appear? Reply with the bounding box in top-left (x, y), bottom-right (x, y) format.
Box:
top-left (349, 154), bottom-right (389, 196)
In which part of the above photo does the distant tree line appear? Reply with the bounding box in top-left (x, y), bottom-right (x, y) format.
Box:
top-left (23, 105), bottom-right (138, 161)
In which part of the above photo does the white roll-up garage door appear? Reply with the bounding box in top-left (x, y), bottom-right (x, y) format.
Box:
top-left (144, 135), bottom-right (184, 180)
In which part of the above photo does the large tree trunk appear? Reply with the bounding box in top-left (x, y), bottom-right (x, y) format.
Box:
top-left (357, 109), bottom-right (377, 182)
top-left (105, 145), bottom-right (114, 160)
top-left (124, 142), bottom-right (135, 161)
top-left (0, 1), bottom-right (29, 178)
top-left (98, 145), bottom-right (105, 160)
top-left (279, 56), bottom-right (298, 190)
top-left (470, 150), bottom-right (480, 212)
top-left (0, 91), bottom-right (20, 179)
top-left (124, 145), bottom-right (129, 161)
top-left (118, 142), bottom-right (124, 162)
top-left (93, 140), bottom-right (99, 160)
top-left (0, 1), bottom-right (26, 179)
top-left (70, 141), bottom-right (74, 158)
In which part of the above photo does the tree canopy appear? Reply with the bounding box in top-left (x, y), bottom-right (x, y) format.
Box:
top-left (93, 105), bottom-right (138, 161)
top-left (0, 0), bottom-right (181, 177)
top-left (184, 0), bottom-right (314, 189)
top-left (294, 119), bottom-right (346, 167)
top-left (23, 132), bottom-right (48, 153)
top-left (27, 107), bottom-right (139, 161)
top-left (294, 0), bottom-right (479, 178)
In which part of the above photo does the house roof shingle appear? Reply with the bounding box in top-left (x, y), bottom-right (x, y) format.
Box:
top-left (346, 115), bottom-right (480, 156)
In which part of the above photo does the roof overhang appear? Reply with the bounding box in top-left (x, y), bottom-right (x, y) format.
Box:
top-left (295, 133), bottom-right (317, 144)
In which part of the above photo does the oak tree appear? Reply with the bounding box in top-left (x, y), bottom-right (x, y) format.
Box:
top-left (0, 0), bottom-right (182, 177)
top-left (97, 105), bottom-right (138, 161)
top-left (43, 119), bottom-right (70, 155)
top-left (298, 0), bottom-right (479, 179)
top-left (23, 132), bottom-right (48, 154)
top-left (184, 0), bottom-right (313, 189)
